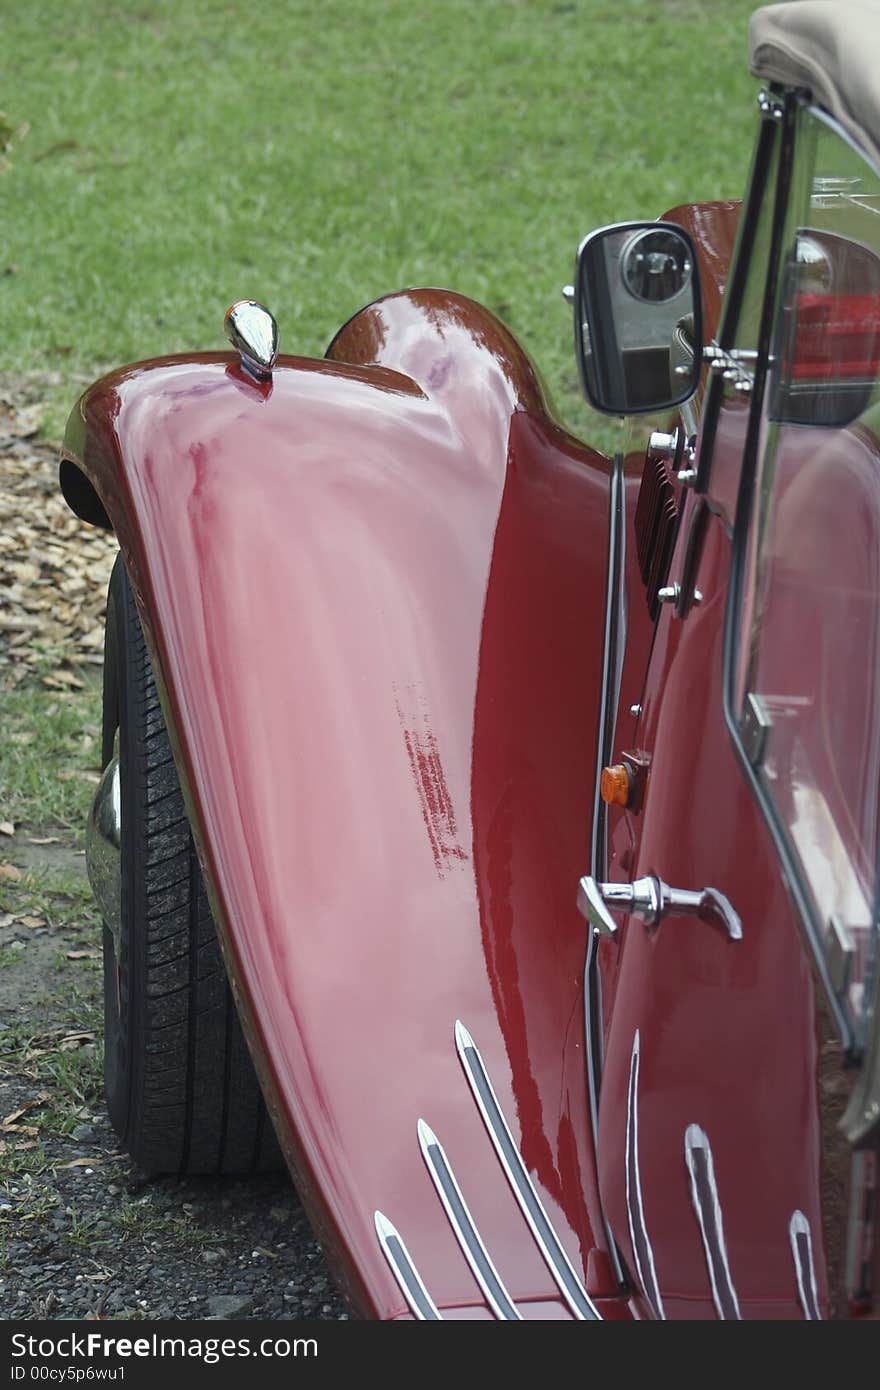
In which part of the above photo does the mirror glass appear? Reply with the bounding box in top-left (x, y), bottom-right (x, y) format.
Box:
top-left (575, 221), bottom-right (703, 415)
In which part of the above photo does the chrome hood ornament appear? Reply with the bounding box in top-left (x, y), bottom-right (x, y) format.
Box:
top-left (224, 299), bottom-right (279, 380)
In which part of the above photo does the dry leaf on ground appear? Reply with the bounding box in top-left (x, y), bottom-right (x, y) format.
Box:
top-left (0, 374), bottom-right (117, 684)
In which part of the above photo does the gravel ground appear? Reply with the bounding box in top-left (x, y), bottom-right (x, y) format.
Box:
top-left (0, 838), bottom-right (349, 1322)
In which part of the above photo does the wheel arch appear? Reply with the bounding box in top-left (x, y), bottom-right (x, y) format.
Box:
top-left (59, 289), bottom-right (617, 1316)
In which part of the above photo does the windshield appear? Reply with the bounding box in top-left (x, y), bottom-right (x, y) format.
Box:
top-left (738, 104), bottom-right (880, 1047)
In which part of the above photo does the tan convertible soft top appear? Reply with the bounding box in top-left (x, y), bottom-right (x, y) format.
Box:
top-left (750, 1), bottom-right (880, 169)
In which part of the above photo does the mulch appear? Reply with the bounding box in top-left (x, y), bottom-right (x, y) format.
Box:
top-left (0, 374), bottom-right (117, 687)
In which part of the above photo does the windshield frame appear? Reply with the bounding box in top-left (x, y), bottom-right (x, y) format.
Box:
top-left (706, 90), bottom-right (880, 1056)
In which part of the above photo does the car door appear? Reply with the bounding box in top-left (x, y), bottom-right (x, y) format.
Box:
top-left (591, 95), bottom-right (880, 1319)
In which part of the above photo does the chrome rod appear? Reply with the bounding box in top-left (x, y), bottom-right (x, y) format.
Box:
top-left (418, 1120), bottom-right (522, 1320)
top-left (625, 1032), bottom-right (665, 1318)
top-left (684, 1125), bottom-right (741, 1320)
top-left (374, 1211), bottom-right (443, 1320)
top-left (455, 1021), bottom-right (601, 1320)
top-left (583, 931), bottom-right (625, 1287)
top-left (789, 1211), bottom-right (821, 1320)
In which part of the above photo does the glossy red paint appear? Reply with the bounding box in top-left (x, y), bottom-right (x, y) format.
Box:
top-left (62, 290), bottom-right (625, 1317)
top-left (599, 502), bottom-right (830, 1317)
top-left (591, 201), bottom-right (862, 1316)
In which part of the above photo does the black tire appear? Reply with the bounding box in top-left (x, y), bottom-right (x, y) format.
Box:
top-left (100, 552), bottom-right (282, 1176)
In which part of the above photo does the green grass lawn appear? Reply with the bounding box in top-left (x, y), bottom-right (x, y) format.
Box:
top-left (0, 0), bottom-right (762, 840)
top-left (1, 0), bottom-right (759, 443)
top-left (0, 686), bottom-right (101, 830)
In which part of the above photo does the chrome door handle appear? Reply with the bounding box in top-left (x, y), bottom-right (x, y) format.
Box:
top-left (577, 874), bottom-right (742, 940)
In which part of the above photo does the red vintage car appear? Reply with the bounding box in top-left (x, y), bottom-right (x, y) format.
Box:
top-left (58, 1), bottom-right (880, 1319)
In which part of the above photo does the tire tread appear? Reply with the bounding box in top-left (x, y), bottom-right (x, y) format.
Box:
top-left (103, 554), bottom-right (281, 1176)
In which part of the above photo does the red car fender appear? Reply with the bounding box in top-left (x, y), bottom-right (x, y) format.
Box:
top-left (60, 288), bottom-right (622, 1317)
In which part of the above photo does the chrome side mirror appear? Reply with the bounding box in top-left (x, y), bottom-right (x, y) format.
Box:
top-left (574, 221), bottom-right (703, 416)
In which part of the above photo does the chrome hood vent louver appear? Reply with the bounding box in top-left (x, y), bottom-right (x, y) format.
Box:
top-left (375, 1021), bottom-right (603, 1320)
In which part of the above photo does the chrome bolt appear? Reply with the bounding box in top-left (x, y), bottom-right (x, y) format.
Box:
top-left (757, 89), bottom-right (784, 121)
top-left (648, 429), bottom-right (678, 461)
top-left (658, 584), bottom-right (680, 605)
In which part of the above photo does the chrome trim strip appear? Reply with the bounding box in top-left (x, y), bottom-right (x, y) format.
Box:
top-left (583, 929), bottom-right (604, 1148)
top-left (374, 1211), bottom-right (443, 1320)
top-left (625, 1032), bottom-right (665, 1318)
top-left (417, 1119), bottom-right (522, 1320)
top-left (789, 1210), bottom-right (821, 1320)
top-left (584, 933), bottom-right (625, 1289)
top-left (684, 1124), bottom-right (741, 1320)
top-left (583, 451), bottom-right (627, 1289)
top-left (455, 1020), bottom-right (601, 1320)
top-left (590, 452), bottom-right (626, 879)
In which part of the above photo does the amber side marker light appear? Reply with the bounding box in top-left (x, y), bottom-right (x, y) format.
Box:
top-left (600, 764), bottom-right (632, 808)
